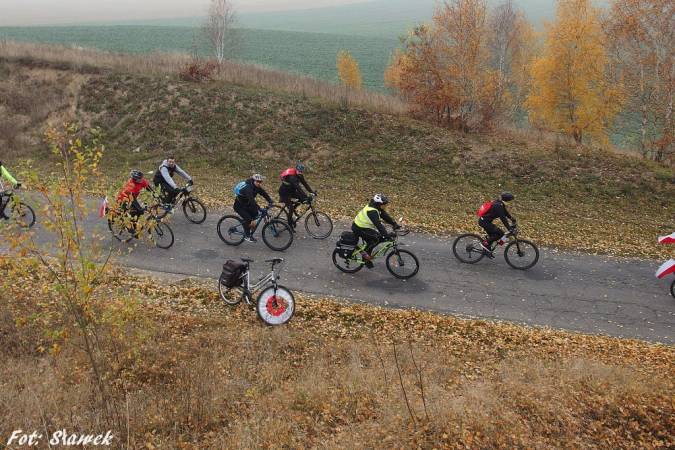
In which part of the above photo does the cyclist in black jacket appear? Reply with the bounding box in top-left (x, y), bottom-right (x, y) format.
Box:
top-left (478, 191), bottom-right (516, 252)
top-left (279, 163), bottom-right (314, 229)
top-left (234, 174), bottom-right (273, 243)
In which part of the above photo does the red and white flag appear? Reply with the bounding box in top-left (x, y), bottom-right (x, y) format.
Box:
top-left (658, 232), bottom-right (675, 244)
top-left (99, 196), bottom-right (108, 217)
top-left (656, 259), bottom-right (675, 278)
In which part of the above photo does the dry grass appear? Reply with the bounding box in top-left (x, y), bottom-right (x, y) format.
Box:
top-left (2, 258), bottom-right (674, 449)
top-left (0, 40), bottom-right (408, 116)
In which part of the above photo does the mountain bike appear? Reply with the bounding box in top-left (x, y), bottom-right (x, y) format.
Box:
top-left (0, 185), bottom-right (36, 228)
top-left (149, 181), bottom-right (206, 224)
top-left (218, 257), bottom-right (295, 326)
top-left (106, 205), bottom-right (175, 249)
top-left (268, 191), bottom-right (333, 239)
top-left (332, 219), bottom-right (419, 279)
top-left (216, 206), bottom-right (293, 251)
top-left (452, 225), bottom-right (539, 270)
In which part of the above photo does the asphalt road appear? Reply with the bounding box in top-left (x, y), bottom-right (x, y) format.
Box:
top-left (13, 196), bottom-right (674, 346)
top-left (96, 205), bottom-right (675, 346)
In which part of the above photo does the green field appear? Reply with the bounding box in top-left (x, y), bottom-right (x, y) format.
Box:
top-left (0, 26), bottom-right (401, 92)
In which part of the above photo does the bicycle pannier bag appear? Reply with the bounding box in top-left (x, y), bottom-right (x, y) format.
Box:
top-left (339, 231), bottom-right (359, 246)
top-left (233, 181), bottom-right (247, 195)
top-left (335, 231), bottom-right (359, 258)
top-left (477, 202), bottom-right (494, 217)
top-left (220, 260), bottom-right (246, 287)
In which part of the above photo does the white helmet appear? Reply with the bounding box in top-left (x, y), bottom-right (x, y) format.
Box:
top-left (372, 194), bottom-right (389, 204)
top-left (252, 174), bottom-right (265, 181)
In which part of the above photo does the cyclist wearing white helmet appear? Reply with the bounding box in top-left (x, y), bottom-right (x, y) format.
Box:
top-left (477, 191), bottom-right (517, 253)
top-left (351, 194), bottom-right (400, 268)
top-left (279, 163), bottom-right (315, 229)
top-left (234, 174), bottom-right (274, 243)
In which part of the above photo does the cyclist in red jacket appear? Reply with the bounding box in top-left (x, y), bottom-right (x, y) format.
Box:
top-left (478, 191), bottom-right (516, 252)
top-left (117, 170), bottom-right (152, 219)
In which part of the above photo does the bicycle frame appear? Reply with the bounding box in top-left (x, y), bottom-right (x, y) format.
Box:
top-left (232, 258), bottom-right (283, 303)
top-left (351, 238), bottom-right (397, 261)
top-left (247, 209), bottom-right (272, 236)
top-left (280, 192), bottom-right (317, 222)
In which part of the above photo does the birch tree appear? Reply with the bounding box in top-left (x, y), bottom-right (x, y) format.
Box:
top-left (201, 0), bottom-right (240, 63)
top-left (336, 49), bottom-right (363, 89)
top-left (605, 0), bottom-right (675, 160)
top-left (525, 0), bottom-right (621, 145)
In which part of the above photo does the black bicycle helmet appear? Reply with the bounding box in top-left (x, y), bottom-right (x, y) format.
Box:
top-left (372, 193), bottom-right (389, 204)
top-left (295, 163), bottom-right (306, 172)
top-left (501, 191), bottom-right (514, 202)
top-left (130, 169), bottom-right (143, 180)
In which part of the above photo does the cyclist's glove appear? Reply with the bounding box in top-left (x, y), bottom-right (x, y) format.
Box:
top-left (14, 183), bottom-right (21, 189)
top-left (387, 232), bottom-right (397, 240)
top-left (269, 200), bottom-right (274, 206)
top-left (187, 179), bottom-right (194, 187)
top-left (392, 223), bottom-right (401, 230)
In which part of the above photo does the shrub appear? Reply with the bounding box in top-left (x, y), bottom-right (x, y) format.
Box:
top-left (178, 58), bottom-right (219, 83)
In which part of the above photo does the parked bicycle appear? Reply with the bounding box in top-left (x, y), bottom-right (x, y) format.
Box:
top-left (452, 225), bottom-right (539, 270)
top-left (332, 218), bottom-right (419, 279)
top-left (218, 257), bottom-right (295, 326)
top-left (216, 206), bottom-right (293, 251)
top-left (106, 205), bottom-right (175, 249)
top-left (149, 181), bottom-right (206, 224)
top-left (0, 184), bottom-right (35, 228)
top-left (268, 191), bottom-right (333, 239)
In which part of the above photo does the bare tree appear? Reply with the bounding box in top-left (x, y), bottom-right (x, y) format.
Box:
top-left (201, 0), bottom-right (241, 63)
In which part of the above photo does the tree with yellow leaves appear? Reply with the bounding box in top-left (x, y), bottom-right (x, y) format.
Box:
top-left (384, 0), bottom-right (533, 131)
top-left (525, 0), bottom-right (621, 145)
top-left (336, 49), bottom-right (362, 89)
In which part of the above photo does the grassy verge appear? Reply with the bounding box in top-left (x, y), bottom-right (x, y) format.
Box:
top-left (2, 260), bottom-right (673, 449)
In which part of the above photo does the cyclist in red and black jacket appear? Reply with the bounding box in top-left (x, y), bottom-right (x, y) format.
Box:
top-left (478, 191), bottom-right (516, 252)
top-left (234, 174), bottom-right (274, 243)
top-left (278, 163), bottom-right (314, 229)
top-left (117, 170), bottom-right (152, 218)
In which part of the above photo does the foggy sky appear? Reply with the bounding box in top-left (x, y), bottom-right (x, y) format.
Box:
top-left (0, 0), bottom-right (368, 26)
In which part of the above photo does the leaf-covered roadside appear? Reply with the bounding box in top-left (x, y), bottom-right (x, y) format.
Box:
top-left (3, 259), bottom-right (674, 449)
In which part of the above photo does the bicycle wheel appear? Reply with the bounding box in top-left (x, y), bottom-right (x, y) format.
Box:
top-left (107, 216), bottom-right (134, 242)
top-left (8, 201), bottom-right (36, 228)
top-left (268, 204), bottom-right (288, 222)
top-left (256, 285), bottom-right (295, 325)
top-left (332, 248), bottom-right (364, 274)
top-left (304, 211), bottom-right (333, 239)
top-left (670, 278), bottom-right (675, 299)
top-left (262, 219), bottom-right (294, 251)
top-left (183, 198), bottom-right (207, 224)
top-left (452, 233), bottom-right (486, 264)
top-left (216, 215), bottom-right (245, 246)
top-left (504, 239), bottom-right (539, 270)
top-left (386, 249), bottom-right (420, 279)
top-left (218, 280), bottom-right (244, 306)
top-left (149, 221), bottom-right (174, 249)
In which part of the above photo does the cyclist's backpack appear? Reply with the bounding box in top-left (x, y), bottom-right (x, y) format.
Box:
top-left (335, 231), bottom-right (359, 258)
top-left (220, 260), bottom-right (246, 287)
top-left (233, 181), bottom-right (247, 196)
top-left (477, 202), bottom-right (494, 217)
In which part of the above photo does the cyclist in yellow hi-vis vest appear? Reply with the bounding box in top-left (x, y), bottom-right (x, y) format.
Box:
top-left (0, 159), bottom-right (21, 220)
top-left (351, 194), bottom-right (400, 268)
